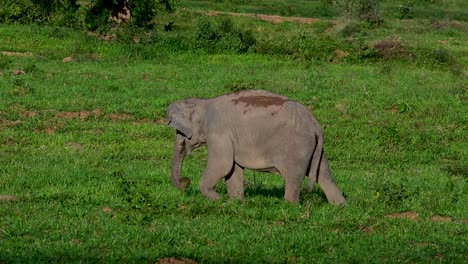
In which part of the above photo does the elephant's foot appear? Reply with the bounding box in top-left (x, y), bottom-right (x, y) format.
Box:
top-left (201, 188), bottom-right (221, 200)
top-left (227, 186), bottom-right (244, 199)
top-left (284, 180), bottom-right (301, 203)
top-left (326, 193), bottom-right (346, 205)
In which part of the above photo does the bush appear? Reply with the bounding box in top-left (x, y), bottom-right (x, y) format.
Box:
top-left (195, 17), bottom-right (256, 54)
top-left (431, 48), bottom-right (456, 65)
top-left (0, 0), bottom-right (80, 25)
top-left (374, 38), bottom-right (408, 60)
top-left (336, 0), bottom-right (384, 26)
top-left (0, 0), bottom-right (173, 30)
top-left (340, 22), bottom-right (365, 37)
top-left (85, 0), bottom-right (173, 30)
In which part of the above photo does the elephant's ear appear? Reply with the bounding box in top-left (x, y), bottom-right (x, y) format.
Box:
top-left (167, 100), bottom-right (194, 138)
top-left (168, 116), bottom-right (192, 138)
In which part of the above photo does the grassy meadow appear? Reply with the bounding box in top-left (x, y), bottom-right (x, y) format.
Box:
top-left (0, 1), bottom-right (467, 263)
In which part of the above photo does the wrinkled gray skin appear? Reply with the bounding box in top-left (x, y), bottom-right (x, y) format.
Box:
top-left (167, 89), bottom-right (346, 204)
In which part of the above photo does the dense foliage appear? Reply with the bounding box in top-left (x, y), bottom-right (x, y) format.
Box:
top-left (0, 0), bottom-right (174, 29)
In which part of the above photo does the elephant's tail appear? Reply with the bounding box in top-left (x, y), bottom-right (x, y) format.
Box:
top-left (307, 130), bottom-right (324, 192)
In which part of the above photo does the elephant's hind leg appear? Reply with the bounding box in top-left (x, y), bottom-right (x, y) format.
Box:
top-left (225, 164), bottom-right (244, 199)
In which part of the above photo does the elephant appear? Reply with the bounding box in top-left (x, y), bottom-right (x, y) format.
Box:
top-left (167, 89), bottom-right (346, 204)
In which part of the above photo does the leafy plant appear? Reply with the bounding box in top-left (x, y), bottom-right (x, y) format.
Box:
top-left (0, 0), bottom-right (80, 25)
top-left (336, 0), bottom-right (384, 26)
top-left (195, 17), bottom-right (256, 54)
top-left (373, 38), bottom-right (408, 60)
top-left (375, 180), bottom-right (416, 207)
top-left (85, 0), bottom-right (174, 30)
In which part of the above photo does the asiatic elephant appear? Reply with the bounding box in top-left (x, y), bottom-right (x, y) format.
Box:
top-left (167, 89), bottom-right (346, 204)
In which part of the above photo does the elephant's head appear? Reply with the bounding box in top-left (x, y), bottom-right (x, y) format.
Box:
top-left (166, 98), bottom-right (206, 190)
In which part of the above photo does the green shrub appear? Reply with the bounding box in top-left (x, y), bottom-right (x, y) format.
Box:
top-left (397, 4), bottom-right (413, 19)
top-left (431, 47), bottom-right (456, 65)
top-left (375, 180), bottom-right (416, 208)
top-left (340, 22), bottom-right (365, 37)
top-left (373, 38), bottom-right (408, 60)
top-left (0, 0), bottom-right (173, 30)
top-left (336, 0), bottom-right (384, 26)
top-left (194, 17), bottom-right (256, 54)
top-left (0, 0), bottom-right (80, 25)
top-left (85, 0), bottom-right (169, 30)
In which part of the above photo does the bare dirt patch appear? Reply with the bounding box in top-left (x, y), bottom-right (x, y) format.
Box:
top-left (156, 257), bottom-right (198, 264)
top-left (361, 226), bottom-right (374, 234)
top-left (21, 111), bottom-right (39, 118)
top-left (11, 70), bottom-right (26, 75)
top-left (206, 11), bottom-right (319, 24)
top-left (44, 125), bottom-right (60, 134)
top-left (132, 117), bottom-right (167, 125)
top-left (415, 242), bottom-right (438, 248)
top-left (102, 207), bottom-right (113, 213)
top-left (65, 142), bottom-right (84, 150)
top-left (431, 20), bottom-right (465, 29)
top-left (0, 195), bottom-right (17, 201)
top-left (430, 215), bottom-right (453, 223)
top-left (63, 57), bottom-right (74, 63)
top-left (0, 119), bottom-right (23, 127)
top-left (385, 211), bottom-right (419, 221)
top-left (1, 51), bottom-right (33, 56)
top-left (55, 109), bottom-right (103, 120)
top-left (107, 113), bottom-right (133, 121)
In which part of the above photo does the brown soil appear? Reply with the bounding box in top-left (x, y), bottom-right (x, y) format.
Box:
top-left (21, 111), bottom-right (38, 118)
top-left (0, 119), bottom-right (23, 127)
top-left (102, 207), bottom-right (113, 213)
top-left (1, 51), bottom-right (33, 56)
top-left (107, 113), bottom-right (133, 121)
top-left (156, 257), bottom-right (198, 264)
top-left (0, 195), bottom-right (17, 201)
top-left (55, 109), bottom-right (103, 120)
top-left (385, 211), bottom-right (419, 221)
top-left (361, 226), bottom-right (374, 234)
top-left (206, 11), bottom-right (319, 24)
top-left (430, 215), bottom-right (453, 223)
top-left (415, 242), bottom-right (438, 248)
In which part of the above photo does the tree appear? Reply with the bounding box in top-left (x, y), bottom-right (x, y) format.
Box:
top-left (85, 0), bottom-right (174, 30)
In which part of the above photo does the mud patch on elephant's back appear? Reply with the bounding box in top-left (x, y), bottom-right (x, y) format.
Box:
top-left (232, 96), bottom-right (288, 108)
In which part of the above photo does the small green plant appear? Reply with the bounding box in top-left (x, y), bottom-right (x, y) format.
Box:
top-left (116, 173), bottom-right (160, 225)
top-left (224, 81), bottom-right (257, 92)
top-left (431, 47), bottom-right (456, 65)
top-left (340, 22), bottom-right (364, 37)
top-left (375, 180), bottom-right (416, 207)
top-left (0, 54), bottom-right (12, 69)
top-left (311, 20), bottom-right (334, 34)
top-left (397, 4), bottom-right (413, 19)
top-left (10, 78), bottom-right (35, 96)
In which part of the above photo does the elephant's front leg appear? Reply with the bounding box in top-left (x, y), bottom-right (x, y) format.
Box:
top-left (225, 164), bottom-right (244, 199)
top-left (200, 137), bottom-right (234, 200)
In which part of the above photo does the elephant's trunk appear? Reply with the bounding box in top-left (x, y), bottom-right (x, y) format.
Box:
top-left (171, 132), bottom-right (191, 190)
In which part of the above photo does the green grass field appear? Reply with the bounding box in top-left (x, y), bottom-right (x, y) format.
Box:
top-left (0, 1), bottom-right (467, 263)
